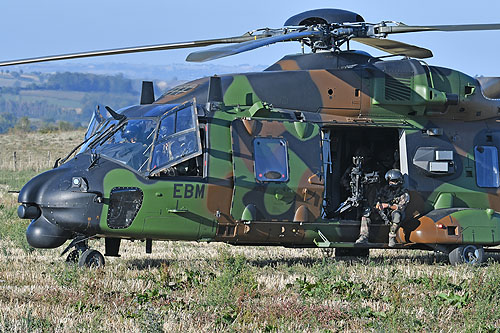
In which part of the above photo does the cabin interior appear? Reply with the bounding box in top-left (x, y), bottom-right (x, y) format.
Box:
top-left (323, 126), bottom-right (400, 219)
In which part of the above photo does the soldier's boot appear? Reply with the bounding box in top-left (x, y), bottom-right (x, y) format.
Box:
top-left (355, 217), bottom-right (370, 244)
top-left (388, 233), bottom-right (397, 247)
top-left (388, 221), bottom-right (399, 247)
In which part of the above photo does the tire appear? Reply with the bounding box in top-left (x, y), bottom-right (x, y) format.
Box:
top-left (321, 248), bottom-right (334, 257)
top-left (65, 249), bottom-right (80, 263)
top-left (335, 248), bottom-right (370, 257)
top-left (78, 249), bottom-right (105, 268)
top-left (448, 245), bottom-right (485, 266)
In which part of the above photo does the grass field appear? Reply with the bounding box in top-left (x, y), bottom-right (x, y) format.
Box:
top-left (0, 129), bottom-right (85, 191)
top-left (0, 130), bottom-right (499, 332)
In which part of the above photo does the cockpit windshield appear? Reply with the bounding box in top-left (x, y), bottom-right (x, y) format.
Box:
top-left (79, 102), bottom-right (202, 175)
top-left (88, 119), bottom-right (156, 172)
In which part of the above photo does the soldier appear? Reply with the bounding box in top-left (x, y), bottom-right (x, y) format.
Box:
top-left (341, 147), bottom-right (383, 245)
top-left (375, 169), bottom-right (410, 247)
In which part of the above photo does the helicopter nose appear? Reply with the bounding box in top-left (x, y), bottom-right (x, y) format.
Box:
top-left (25, 215), bottom-right (72, 248)
top-left (18, 164), bottom-right (102, 248)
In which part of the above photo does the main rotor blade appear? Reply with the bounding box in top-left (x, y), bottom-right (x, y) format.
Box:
top-left (377, 23), bottom-right (500, 35)
top-left (186, 30), bottom-right (322, 62)
top-left (0, 35), bottom-right (265, 67)
top-left (353, 37), bottom-right (433, 59)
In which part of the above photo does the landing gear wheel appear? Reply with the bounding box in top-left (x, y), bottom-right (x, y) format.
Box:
top-left (448, 245), bottom-right (485, 266)
top-left (335, 248), bottom-right (370, 257)
top-left (78, 249), bottom-right (105, 268)
top-left (65, 249), bottom-right (80, 263)
top-left (321, 248), bottom-right (334, 257)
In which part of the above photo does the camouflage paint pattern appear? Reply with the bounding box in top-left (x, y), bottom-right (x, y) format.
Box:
top-left (25, 50), bottom-right (500, 251)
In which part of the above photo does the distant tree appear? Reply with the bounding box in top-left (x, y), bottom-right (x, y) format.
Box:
top-left (57, 121), bottom-right (74, 131)
top-left (14, 116), bottom-right (32, 132)
top-left (45, 72), bottom-right (135, 93)
top-left (0, 112), bottom-right (16, 133)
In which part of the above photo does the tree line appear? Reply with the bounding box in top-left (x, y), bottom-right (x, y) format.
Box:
top-left (0, 71), bottom-right (140, 133)
top-left (40, 72), bottom-right (135, 93)
top-left (0, 71), bottom-right (136, 94)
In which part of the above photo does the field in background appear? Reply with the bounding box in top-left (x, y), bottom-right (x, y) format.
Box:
top-left (0, 129), bottom-right (85, 191)
top-left (0, 129), bottom-right (499, 332)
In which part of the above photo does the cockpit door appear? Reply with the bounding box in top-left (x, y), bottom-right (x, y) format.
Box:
top-left (230, 119), bottom-right (324, 222)
top-left (148, 100), bottom-right (202, 175)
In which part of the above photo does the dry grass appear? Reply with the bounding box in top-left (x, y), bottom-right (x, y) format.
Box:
top-left (0, 234), bottom-right (499, 332)
top-left (0, 130), bottom-right (85, 191)
top-left (0, 129), bottom-right (85, 170)
top-left (1, 129), bottom-right (500, 332)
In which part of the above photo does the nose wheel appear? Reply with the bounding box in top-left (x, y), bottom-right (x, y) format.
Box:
top-left (62, 236), bottom-right (105, 268)
top-left (65, 249), bottom-right (81, 263)
top-left (78, 249), bottom-right (105, 268)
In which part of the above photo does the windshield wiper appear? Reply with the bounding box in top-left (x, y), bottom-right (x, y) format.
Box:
top-left (93, 121), bottom-right (126, 149)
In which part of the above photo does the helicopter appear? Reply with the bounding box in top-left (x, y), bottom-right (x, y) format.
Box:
top-left (4, 8), bottom-right (500, 267)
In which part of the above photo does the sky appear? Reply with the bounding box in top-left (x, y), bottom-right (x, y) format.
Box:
top-left (1, 0), bottom-right (500, 77)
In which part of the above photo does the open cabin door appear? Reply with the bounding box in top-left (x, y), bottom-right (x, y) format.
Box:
top-left (230, 119), bottom-right (324, 223)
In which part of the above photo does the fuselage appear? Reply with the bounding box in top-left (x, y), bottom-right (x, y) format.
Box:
top-left (18, 51), bottom-right (500, 251)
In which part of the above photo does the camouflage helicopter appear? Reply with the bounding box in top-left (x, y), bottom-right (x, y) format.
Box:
top-left (4, 8), bottom-right (500, 267)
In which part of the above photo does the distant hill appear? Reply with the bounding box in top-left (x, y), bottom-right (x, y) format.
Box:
top-left (0, 62), bottom-right (266, 133)
top-left (5, 62), bottom-right (266, 81)
top-left (0, 71), bottom-right (140, 132)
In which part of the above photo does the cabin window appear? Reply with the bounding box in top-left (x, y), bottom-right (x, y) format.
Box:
top-left (253, 138), bottom-right (289, 182)
top-left (474, 146), bottom-right (500, 188)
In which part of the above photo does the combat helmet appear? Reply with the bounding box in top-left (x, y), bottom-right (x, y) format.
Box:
top-left (385, 169), bottom-right (403, 187)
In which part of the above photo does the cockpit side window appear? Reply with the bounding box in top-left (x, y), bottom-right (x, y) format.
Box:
top-left (149, 103), bottom-right (202, 176)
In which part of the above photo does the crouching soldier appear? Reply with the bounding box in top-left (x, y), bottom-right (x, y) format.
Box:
top-left (375, 169), bottom-right (410, 247)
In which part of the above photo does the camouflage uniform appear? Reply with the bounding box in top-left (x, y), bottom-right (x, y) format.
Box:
top-left (376, 185), bottom-right (410, 247)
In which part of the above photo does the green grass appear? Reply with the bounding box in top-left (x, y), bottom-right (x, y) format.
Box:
top-left (1, 190), bottom-right (500, 331)
top-left (1, 92), bottom-right (82, 109)
top-left (0, 169), bottom-right (44, 192)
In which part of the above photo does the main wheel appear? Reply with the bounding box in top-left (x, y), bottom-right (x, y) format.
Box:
top-left (78, 249), bottom-right (105, 268)
top-left (448, 245), bottom-right (485, 266)
top-left (335, 248), bottom-right (370, 257)
top-left (321, 248), bottom-right (334, 258)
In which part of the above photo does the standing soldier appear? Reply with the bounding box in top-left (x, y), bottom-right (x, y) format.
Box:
top-left (375, 169), bottom-right (410, 247)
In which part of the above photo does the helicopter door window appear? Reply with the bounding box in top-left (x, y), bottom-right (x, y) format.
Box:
top-left (254, 138), bottom-right (289, 182)
top-left (150, 104), bottom-right (202, 175)
top-left (474, 146), bottom-right (500, 188)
